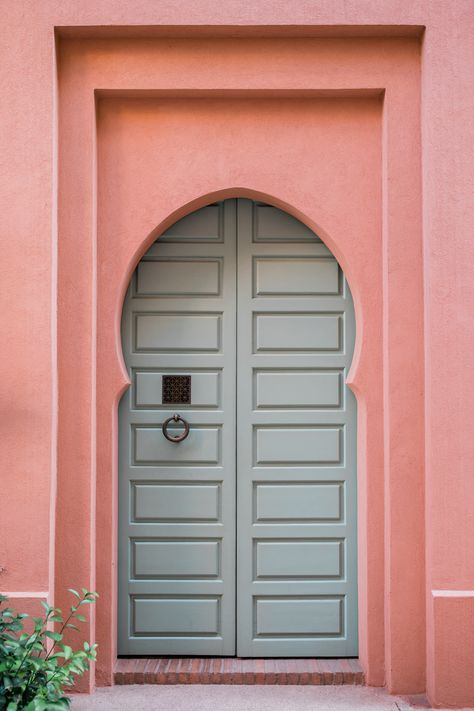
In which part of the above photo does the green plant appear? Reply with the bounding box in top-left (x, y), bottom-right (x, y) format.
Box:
top-left (0, 589), bottom-right (98, 710)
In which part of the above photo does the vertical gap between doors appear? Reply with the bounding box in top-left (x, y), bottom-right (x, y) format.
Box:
top-left (234, 198), bottom-right (239, 657)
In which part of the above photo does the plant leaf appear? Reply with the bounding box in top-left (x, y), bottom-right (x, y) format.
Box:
top-left (44, 630), bottom-right (63, 642)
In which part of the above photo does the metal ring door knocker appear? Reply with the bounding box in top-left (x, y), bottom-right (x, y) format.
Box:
top-left (162, 413), bottom-right (190, 443)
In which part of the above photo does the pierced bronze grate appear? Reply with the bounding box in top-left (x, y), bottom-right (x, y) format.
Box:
top-left (162, 375), bottom-right (191, 405)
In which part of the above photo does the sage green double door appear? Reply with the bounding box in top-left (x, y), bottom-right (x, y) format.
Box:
top-left (118, 199), bottom-right (357, 657)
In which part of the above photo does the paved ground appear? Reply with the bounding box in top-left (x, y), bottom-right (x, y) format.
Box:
top-left (69, 684), bottom-right (454, 711)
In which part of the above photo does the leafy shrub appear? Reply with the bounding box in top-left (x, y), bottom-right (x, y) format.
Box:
top-left (0, 589), bottom-right (98, 710)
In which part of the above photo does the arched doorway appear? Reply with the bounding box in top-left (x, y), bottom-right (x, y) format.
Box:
top-left (118, 198), bottom-right (357, 657)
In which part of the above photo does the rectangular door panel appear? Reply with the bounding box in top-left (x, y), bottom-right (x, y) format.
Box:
top-left (254, 369), bottom-right (342, 409)
top-left (134, 426), bottom-right (221, 465)
top-left (134, 370), bottom-right (221, 409)
top-left (133, 483), bottom-right (221, 522)
top-left (132, 539), bottom-right (221, 579)
top-left (254, 257), bottom-right (340, 296)
top-left (254, 313), bottom-right (342, 352)
top-left (136, 259), bottom-right (221, 297)
top-left (254, 426), bottom-right (342, 465)
top-left (132, 596), bottom-right (221, 635)
top-left (254, 597), bottom-right (343, 636)
top-left (254, 483), bottom-right (343, 523)
top-left (254, 540), bottom-right (343, 580)
top-left (135, 313), bottom-right (222, 352)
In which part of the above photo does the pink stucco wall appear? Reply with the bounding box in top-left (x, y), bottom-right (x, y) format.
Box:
top-left (1, 2), bottom-right (473, 708)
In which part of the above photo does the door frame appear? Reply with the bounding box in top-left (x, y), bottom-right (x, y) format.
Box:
top-left (60, 183), bottom-right (421, 685)
top-left (111, 186), bottom-right (381, 666)
top-left (55, 36), bottom-right (424, 690)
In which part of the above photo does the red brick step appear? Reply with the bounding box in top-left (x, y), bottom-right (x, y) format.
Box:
top-left (114, 657), bottom-right (364, 685)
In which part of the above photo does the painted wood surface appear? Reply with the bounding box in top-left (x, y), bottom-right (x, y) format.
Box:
top-left (119, 199), bottom-right (357, 656)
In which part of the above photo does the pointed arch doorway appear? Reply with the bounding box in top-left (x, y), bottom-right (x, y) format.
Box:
top-left (118, 198), bottom-right (357, 657)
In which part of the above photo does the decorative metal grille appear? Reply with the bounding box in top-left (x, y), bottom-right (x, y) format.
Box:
top-left (162, 375), bottom-right (191, 405)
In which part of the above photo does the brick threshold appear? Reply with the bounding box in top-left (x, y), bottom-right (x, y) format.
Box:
top-left (115, 657), bottom-right (364, 685)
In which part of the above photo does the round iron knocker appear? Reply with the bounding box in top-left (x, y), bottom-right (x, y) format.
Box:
top-left (162, 413), bottom-right (190, 443)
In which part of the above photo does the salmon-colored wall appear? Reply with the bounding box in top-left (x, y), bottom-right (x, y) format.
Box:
top-left (1, 2), bottom-right (473, 708)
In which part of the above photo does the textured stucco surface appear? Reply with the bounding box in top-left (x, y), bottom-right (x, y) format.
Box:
top-left (1, 1), bottom-right (473, 707)
top-left (57, 34), bottom-right (420, 696)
